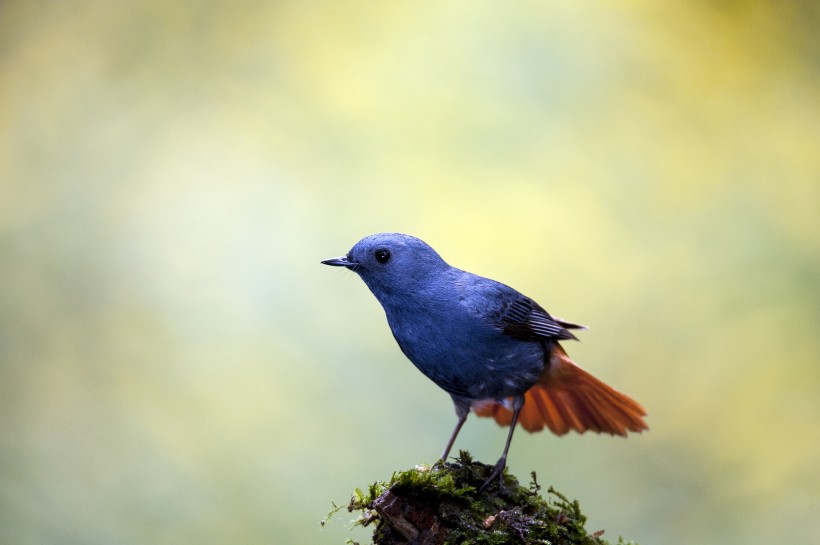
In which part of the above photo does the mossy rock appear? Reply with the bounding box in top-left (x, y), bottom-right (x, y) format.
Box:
top-left (333, 451), bottom-right (637, 545)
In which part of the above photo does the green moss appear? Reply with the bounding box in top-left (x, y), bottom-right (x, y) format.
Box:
top-left (334, 451), bottom-right (637, 545)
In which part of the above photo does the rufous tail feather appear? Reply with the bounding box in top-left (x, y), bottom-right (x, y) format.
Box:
top-left (472, 343), bottom-right (648, 436)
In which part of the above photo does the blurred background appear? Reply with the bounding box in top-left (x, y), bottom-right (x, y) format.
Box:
top-left (1, 1), bottom-right (818, 544)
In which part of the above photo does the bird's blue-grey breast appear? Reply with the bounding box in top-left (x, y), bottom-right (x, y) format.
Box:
top-left (340, 233), bottom-right (547, 403)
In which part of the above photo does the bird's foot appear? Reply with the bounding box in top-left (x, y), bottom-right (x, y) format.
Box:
top-left (478, 456), bottom-right (507, 493)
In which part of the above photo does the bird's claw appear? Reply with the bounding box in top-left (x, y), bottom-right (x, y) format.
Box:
top-left (478, 457), bottom-right (507, 493)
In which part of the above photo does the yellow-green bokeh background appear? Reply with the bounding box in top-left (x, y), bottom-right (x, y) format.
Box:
top-left (2, 2), bottom-right (818, 544)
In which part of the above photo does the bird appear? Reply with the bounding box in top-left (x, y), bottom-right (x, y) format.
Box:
top-left (322, 233), bottom-right (647, 489)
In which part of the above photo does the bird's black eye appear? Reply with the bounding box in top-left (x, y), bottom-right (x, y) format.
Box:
top-left (374, 248), bottom-right (391, 264)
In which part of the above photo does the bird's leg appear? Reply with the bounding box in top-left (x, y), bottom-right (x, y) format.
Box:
top-left (440, 411), bottom-right (468, 463)
top-left (479, 396), bottom-right (524, 492)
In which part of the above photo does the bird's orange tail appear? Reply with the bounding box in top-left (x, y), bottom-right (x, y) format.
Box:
top-left (473, 344), bottom-right (648, 436)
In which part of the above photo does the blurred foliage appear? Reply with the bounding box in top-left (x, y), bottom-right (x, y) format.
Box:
top-left (1, 2), bottom-right (818, 545)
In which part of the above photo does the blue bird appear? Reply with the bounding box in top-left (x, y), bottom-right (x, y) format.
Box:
top-left (322, 233), bottom-right (647, 489)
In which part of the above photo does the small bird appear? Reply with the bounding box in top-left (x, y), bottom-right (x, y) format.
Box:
top-left (322, 233), bottom-right (647, 488)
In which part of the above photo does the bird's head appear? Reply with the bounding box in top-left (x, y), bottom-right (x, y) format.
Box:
top-left (322, 233), bottom-right (449, 298)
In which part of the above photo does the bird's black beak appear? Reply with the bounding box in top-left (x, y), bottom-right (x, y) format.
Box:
top-left (321, 255), bottom-right (356, 268)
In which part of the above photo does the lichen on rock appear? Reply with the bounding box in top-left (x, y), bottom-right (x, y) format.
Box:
top-left (333, 451), bottom-right (638, 545)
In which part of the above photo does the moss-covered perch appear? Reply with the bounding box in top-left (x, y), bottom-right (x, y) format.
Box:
top-left (326, 451), bottom-right (637, 545)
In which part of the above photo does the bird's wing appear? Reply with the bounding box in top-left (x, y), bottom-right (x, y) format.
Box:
top-left (499, 297), bottom-right (583, 341)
